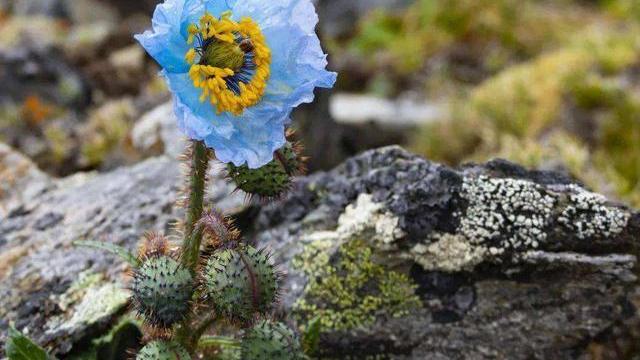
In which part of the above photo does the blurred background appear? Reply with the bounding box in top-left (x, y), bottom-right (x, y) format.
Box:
top-left (0, 0), bottom-right (639, 207)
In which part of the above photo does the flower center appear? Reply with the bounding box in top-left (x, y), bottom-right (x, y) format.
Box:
top-left (186, 12), bottom-right (271, 116)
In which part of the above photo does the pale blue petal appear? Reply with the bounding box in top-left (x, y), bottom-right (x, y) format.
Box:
top-left (139, 0), bottom-right (335, 168)
top-left (233, 0), bottom-right (337, 113)
top-left (163, 71), bottom-right (234, 139)
top-left (135, 0), bottom-right (192, 73)
top-left (164, 71), bottom-right (288, 168)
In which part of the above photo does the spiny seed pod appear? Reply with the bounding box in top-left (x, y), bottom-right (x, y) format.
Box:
top-left (136, 340), bottom-right (191, 360)
top-left (226, 141), bottom-right (305, 199)
top-left (204, 245), bottom-right (279, 322)
top-left (132, 255), bottom-right (194, 328)
top-left (241, 320), bottom-right (304, 360)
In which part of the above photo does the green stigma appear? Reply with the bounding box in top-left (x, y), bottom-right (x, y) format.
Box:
top-left (203, 41), bottom-right (246, 71)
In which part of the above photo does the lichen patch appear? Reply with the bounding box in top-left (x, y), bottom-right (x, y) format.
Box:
top-left (411, 233), bottom-right (487, 272)
top-left (336, 193), bottom-right (405, 249)
top-left (458, 175), bottom-right (556, 252)
top-left (558, 184), bottom-right (629, 239)
top-left (45, 271), bottom-right (129, 335)
top-left (291, 194), bottom-right (420, 332)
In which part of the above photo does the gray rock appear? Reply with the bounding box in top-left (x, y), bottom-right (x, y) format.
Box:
top-left (253, 146), bottom-right (639, 359)
top-left (0, 145), bottom-right (638, 359)
top-left (0, 143), bottom-right (53, 219)
top-left (131, 102), bottom-right (186, 159)
top-left (0, 152), bottom-right (245, 357)
top-left (330, 93), bottom-right (444, 127)
top-left (0, 46), bottom-right (89, 108)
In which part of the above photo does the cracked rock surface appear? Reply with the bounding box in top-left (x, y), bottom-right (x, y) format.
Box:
top-left (0, 146), bottom-right (244, 357)
top-left (254, 146), bottom-right (640, 359)
top-left (0, 145), bottom-right (638, 359)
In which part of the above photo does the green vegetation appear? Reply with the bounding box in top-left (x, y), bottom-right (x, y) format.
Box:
top-left (293, 238), bottom-right (421, 331)
top-left (386, 0), bottom-right (640, 206)
top-left (345, 0), bottom-right (593, 97)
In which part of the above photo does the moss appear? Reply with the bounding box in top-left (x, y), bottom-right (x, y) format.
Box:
top-left (43, 123), bottom-right (74, 165)
top-left (471, 48), bottom-right (593, 139)
top-left (347, 0), bottom-right (591, 80)
top-left (411, 26), bottom-right (640, 207)
top-left (80, 99), bottom-right (136, 168)
top-left (292, 238), bottom-right (421, 332)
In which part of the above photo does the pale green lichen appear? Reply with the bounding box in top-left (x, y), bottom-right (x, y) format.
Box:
top-left (289, 194), bottom-right (420, 332)
top-left (337, 194), bottom-right (404, 250)
top-left (293, 238), bottom-right (421, 331)
top-left (45, 271), bottom-right (130, 334)
top-left (411, 233), bottom-right (487, 272)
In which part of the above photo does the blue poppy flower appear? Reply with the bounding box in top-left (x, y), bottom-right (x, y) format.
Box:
top-left (135, 0), bottom-right (337, 168)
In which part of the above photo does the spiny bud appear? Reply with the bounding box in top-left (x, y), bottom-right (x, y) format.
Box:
top-left (241, 320), bottom-right (304, 360)
top-left (132, 255), bottom-right (194, 328)
top-left (203, 245), bottom-right (279, 322)
top-left (226, 141), bottom-right (305, 200)
top-left (197, 209), bottom-right (240, 248)
top-left (138, 232), bottom-right (170, 259)
top-left (136, 340), bottom-right (191, 360)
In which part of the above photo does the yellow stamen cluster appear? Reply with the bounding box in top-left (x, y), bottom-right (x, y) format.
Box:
top-left (186, 12), bottom-right (271, 116)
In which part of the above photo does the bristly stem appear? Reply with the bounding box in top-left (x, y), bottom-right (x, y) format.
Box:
top-left (182, 140), bottom-right (209, 271)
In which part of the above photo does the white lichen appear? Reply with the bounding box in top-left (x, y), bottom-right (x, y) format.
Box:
top-left (458, 176), bottom-right (556, 252)
top-left (411, 233), bottom-right (487, 272)
top-left (336, 193), bottom-right (405, 249)
top-left (558, 185), bottom-right (629, 239)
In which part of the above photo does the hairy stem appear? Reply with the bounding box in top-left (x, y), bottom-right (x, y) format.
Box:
top-left (175, 141), bottom-right (210, 354)
top-left (182, 140), bottom-right (209, 271)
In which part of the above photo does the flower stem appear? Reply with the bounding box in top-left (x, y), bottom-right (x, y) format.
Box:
top-left (182, 140), bottom-right (209, 271)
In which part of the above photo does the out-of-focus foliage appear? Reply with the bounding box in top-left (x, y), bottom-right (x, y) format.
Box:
top-left (343, 0), bottom-right (594, 97)
top-left (386, 0), bottom-right (640, 207)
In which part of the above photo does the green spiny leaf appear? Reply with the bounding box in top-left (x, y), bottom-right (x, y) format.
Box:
top-left (301, 316), bottom-right (322, 357)
top-left (73, 241), bottom-right (139, 267)
top-left (6, 325), bottom-right (51, 360)
top-left (197, 335), bottom-right (241, 349)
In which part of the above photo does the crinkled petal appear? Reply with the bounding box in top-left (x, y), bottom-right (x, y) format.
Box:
top-left (139, 0), bottom-right (334, 168)
top-left (232, 0), bottom-right (318, 33)
top-left (233, 0), bottom-right (337, 113)
top-left (136, 0), bottom-right (237, 73)
top-left (135, 0), bottom-right (191, 73)
top-left (164, 71), bottom-right (287, 168)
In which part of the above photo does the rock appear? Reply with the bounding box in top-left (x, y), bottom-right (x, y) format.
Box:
top-left (0, 45), bottom-right (89, 107)
top-left (0, 146), bottom-right (638, 358)
top-left (329, 93), bottom-right (444, 127)
top-left (0, 154), bottom-right (245, 357)
top-left (252, 146), bottom-right (640, 359)
top-left (4, 0), bottom-right (118, 24)
top-left (78, 98), bottom-right (139, 170)
top-left (0, 16), bottom-right (68, 50)
top-left (4, 0), bottom-right (67, 18)
top-left (0, 143), bottom-right (53, 219)
top-left (131, 102), bottom-right (185, 159)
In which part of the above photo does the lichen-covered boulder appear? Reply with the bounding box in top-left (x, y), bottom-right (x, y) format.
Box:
top-left (253, 146), bottom-right (640, 359)
top-left (0, 145), bottom-right (638, 359)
